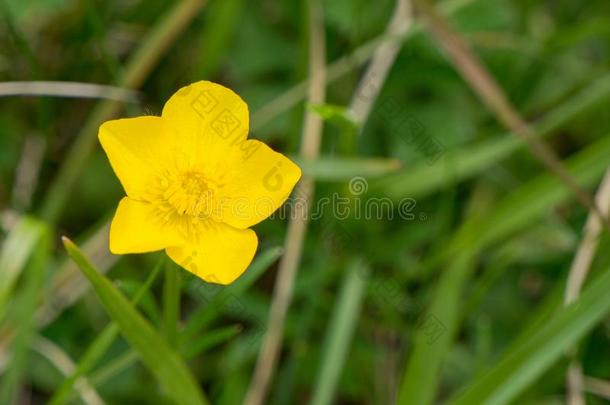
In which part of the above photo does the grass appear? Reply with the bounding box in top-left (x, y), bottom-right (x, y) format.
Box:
top-left (1, 0), bottom-right (610, 404)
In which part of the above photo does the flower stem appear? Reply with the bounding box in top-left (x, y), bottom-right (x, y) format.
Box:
top-left (163, 262), bottom-right (181, 348)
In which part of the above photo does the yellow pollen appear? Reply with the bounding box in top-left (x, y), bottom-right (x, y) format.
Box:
top-left (164, 171), bottom-right (214, 217)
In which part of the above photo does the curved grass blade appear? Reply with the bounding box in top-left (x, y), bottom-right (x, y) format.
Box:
top-left (309, 260), bottom-right (368, 405)
top-left (451, 264), bottom-right (610, 405)
top-left (182, 325), bottom-right (242, 358)
top-left (163, 262), bottom-right (181, 347)
top-left (62, 237), bottom-right (208, 405)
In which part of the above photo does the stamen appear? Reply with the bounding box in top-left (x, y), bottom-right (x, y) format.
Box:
top-left (161, 170), bottom-right (215, 218)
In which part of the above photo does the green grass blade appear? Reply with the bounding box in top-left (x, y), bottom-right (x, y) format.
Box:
top-left (309, 260), bottom-right (368, 405)
top-left (0, 223), bottom-right (49, 403)
top-left (82, 323), bottom-right (241, 399)
top-left (52, 326), bottom-right (117, 405)
top-left (48, 256), bottom-right (164, 405)
top-left (183, 325), bottom-right (242, 358)
top-left (79, 323), bottom-right (240, 400)
top-left (90, 350), bottom-right (139, 387)
top-left (62, 237), bottom-right (208, 405)
top-left (451, 265), bottom-right (610, 405)
top-left (294, 156), bottom-right (402, 181)
top-left (451, 135), bottom-right (610, 253)
top-left (397, 134), bottom-right (610, 405)
top-left (163, 262), bottom-right (181, 347)
top-left (31, 335), bottom-right (104, 405)
top-left (195, 0), bottom-right (245, 78)
top-left (398, 253), bottom-right (475, 405)
top-left (0, 217), bottom-right (46, 322)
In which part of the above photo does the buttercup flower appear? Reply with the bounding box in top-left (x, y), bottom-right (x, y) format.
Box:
top-left (99, 81), bottom-right (301, 284)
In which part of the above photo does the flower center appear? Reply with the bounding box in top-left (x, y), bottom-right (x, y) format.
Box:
top-left (164, 171), bottom-right (214, 217)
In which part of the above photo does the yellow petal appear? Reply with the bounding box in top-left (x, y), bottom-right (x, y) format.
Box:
top-left (110, 197), bottom-right (185, 254)
top-left (161, 81), bottom-right (249, 174)
top-left (165, 222), bottom-right (258, 285)
top-left (99, 116), bottom-right (171, 200)
top-left (215, 140), bottom-right (302, 229)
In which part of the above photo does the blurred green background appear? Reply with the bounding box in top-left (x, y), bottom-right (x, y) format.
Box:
top-left (1, 0), bottom-right (610, 404)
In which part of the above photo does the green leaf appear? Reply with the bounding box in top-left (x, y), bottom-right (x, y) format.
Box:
top-left (62, 237), bottom-right (208, 405)
top-left (451, 265), bottom-right (610, 405)
top-left (309, 260), bottom-right (368, 405)
top-left (308, 103), bottom-right (358, 128)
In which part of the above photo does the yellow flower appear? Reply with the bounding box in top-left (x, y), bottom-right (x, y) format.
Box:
top-left (99, 81), bottom-right (301, 284)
